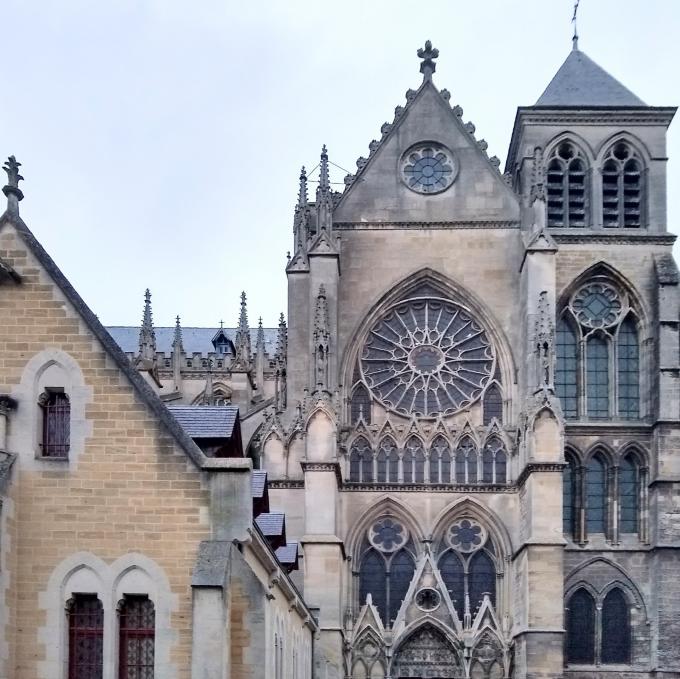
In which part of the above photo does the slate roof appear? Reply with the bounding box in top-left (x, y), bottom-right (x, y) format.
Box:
top-left (275, 542), bottom-right (299, 565)
top-left (167, 405), bottom-right (238, 439)
top-left (251, 470), bottom-right (268, 498)
top-left (255, 512), bottom-right (286, 539)
top-left (536, 48), bottom-right (646, 107)
top-left (106, 326), bottom-right (278, 358)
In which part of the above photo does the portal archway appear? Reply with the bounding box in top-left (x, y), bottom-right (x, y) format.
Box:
top-left (391, 623), bottom-right (463, 678)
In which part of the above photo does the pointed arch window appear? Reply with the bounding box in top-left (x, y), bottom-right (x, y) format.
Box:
top-left (601, 588), bottom-right (630, 663)
top-left (556, 280), bottom-right (641, 420)
top-left (602, 142), bottom-right (644, 228)
top-left (431, 436), bottom-right (451, 484)
top-left (68, 594), bottom-right (104, 679)
top-left (563, 453), bottom-right (577, 537)
top-left (351, 384), bottom-right (372, 425)
top-left (619, 454), bottom-right (640, 534)
top-left (438, 551), bottom-right (465, 612)
top-left (586, 453), bottom-right (608, 535)
top-left (119, 595), bottom-right (155, 678)
top-left (455, 437), bottom-right (478, 484)
top-left (482, 437), bottom-right (506, 485)
top-left (547, 141), bottom-right (588, 227)
top-left (482, 383), bottom-right (503, 425)
top-left (349, 438), bottom-right (372, 482)
top-left (40, 389), bottom-right (70, 458)
top-left (377, 438), bottom-right (398, 483)
top-left (566, 589), bottom-right (596, 664)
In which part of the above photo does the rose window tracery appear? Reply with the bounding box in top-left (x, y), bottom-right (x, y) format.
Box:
top-left (360, 298), bottom-right (494, 417)
top-left (448, 518), bottom-right (487, 552)
top-left (570, 282), bottom-right (623, 329)
top-left (369, 517), bottom-right (408, 552)
top-left (401, 143), bottom-right (457, 194)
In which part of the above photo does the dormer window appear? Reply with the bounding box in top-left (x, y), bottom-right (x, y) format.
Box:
top-left (602, 142), bottom-right (643, 228)
top-left (39, 389), bottom-right (70, 458)
top-left (546, 141), bottom-right (587, 227)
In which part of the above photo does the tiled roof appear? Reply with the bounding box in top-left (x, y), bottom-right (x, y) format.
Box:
top-left (251, 470), bottom-right (268, 498)
top-left (536, 49), bottom-right (646, 107)
top-left (106, 326), bottom-right (278, 358)
top-left (167, 405), bottom-right (238, 438)
top-left (255, 512), bottom-right (286, 538)
top-left (275, 542), bottom-right (299, 565)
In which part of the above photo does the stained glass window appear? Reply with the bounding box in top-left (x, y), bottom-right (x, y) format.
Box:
top-left (351, 384), bottom-right (372, 424)
top-left (482, 446), bottom-right (493, 484)
top-left (360, 299), bottom-right (494, 417)
top-left (586, 335), bottom-right (610, 418)
top-left (376, 446), bottom-right (387, 483)
top-left (349, 446), bottom-right (361, 482)
top-left (619, 455), bottom-right (639, 534)
top-left (617, 317), bottom-right (639, 419)
top-left (401, 144), bottom-right (457, 194)
top-left (546, 142), bottom-right (587, 228)
top-left (556, 318), bottom-right (578, 418)
top-left (483, 384), bottom-right (503, 425)
top-left (468, 551), bottom-right (496, 611)
top-left (438, 551), bottom-right (465, 614)
top-left (119, 595), bottom-right (155, 679)
top-left (402, 447), bottom-right (414, 484)
top-left (601, 588), bottom-right (630, 663)
top-left (68, 594), bottom-right (103, 679)
top-left (350, 438), bottom-right (371, 482)
top-left (359, 550), bottom-right (387, 624)
top-left (434, 437), bottom-right (451, 484)
top-left (406, 438), bottom-right (425, 483)
top-left (361, 447), bottom-right (374, 484)
top-left (389, 551), bottom-right (415, 625)
top-left (586, 454), bottom-right (607, 535)
top-left (566, 589), bottom-right (595, 664)
top-left (379, 438), bottom-right (398, 483)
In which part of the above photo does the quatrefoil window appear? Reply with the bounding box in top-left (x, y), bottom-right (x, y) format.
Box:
top-left (368, 517), bottom-right (408, 553)
top-left (570, 282), bottom-right (624, 329)
top-left (401, 143), bottom-right (457, 194)
top-left (448, 518), bottom-right (486, 552)
top-left (360, 298), bottom-right (494, 417)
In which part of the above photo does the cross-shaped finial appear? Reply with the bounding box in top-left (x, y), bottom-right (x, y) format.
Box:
top-left (219, 319), bottom-right (224, 329)
top-left (417, 40), bottom-right (439, 81)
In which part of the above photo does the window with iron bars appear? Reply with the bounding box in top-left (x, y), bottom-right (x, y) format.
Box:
top-left (39, 390), bottom-right (70, 458)
top-left (68, 594), bottom-right (104, 679)
top-left (119, 595), bottom-right (155, 679)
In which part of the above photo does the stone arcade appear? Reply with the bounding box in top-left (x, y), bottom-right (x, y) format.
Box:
top-left (0, 38), bottom-right (679, 679)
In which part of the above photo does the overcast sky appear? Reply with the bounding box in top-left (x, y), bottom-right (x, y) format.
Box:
top-left (2, 0), bottom-right (678, 328)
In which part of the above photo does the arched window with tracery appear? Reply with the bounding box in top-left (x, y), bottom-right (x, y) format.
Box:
top-left (438, 518), bottom-right (498, 618)
top-left (376, 437), bottom-right (398, 483)
top-left (68, 594), bottom-right (104, 679)
top-left (602, 142), bottom-right (643, 228)
top-left (351, 383), bottom-right (372, 425)
top-left (349, 437), bottom-right (372, 483)
top-left (404, 437), bottom-right (425, 484)
top-left (547, 141), bottom-right (588, 227)
top-left (431, 436), bottom-right (451, 484)
top-left (482, 436), bottom-right (507, 485)
top-left (482, 383), bottom-right (503, 425)
top-left (566, 589), bottom-right (596, 664)
top-left (455, 436), bottom-right (477, 484)
top-left (358, 517), bottom-right (416, 628)
top-left (556, 279), bottom-right (641, 420)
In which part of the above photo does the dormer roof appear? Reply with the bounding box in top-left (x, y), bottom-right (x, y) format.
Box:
top-left (536, 48), bottom-right (645, 107)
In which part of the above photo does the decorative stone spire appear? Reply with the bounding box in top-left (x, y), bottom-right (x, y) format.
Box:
top-left (2, 156), bottom-right (24, 215)
top-left (274, 312), bottom-right (288, 411)
top-left (173, 315), bottom-right (184, 353)
top-left (294, 166), bottom-right (310, 250)
top-left (572, 0), bottom-right (580, 51)
top-left (316, 145), bottom-right (333, 232)
top-left (172, 314), bottom-right (184, 392)
top-left (202, 359), bottom-right (215, 405)
top-left (417, 40), bottom-right (439, 82)
top-left (313, 285), bottom-right (330, 390)
top-left (136, 289), bottom-right (157, 366)
top-left (232, 291), bottom-right (251, 371)
top-left (256, 317), bottom-right (265, 352)
top-left (255, 317), bottom-right (266, 391)
top-left (275, 312), bottom-right (288, 367)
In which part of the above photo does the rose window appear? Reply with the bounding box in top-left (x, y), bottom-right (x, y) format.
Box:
top-left (571, 282), bottom-right (623, 329)
top-left (415, 588), bottom-right (441, 612)
top-left (401, 143), bottom-right (457, 194)
top-left (369, 517), bottom-right (408, 553)
top-left (360, 298), bottom-right (494, 417)
top-left (448, 518), bottom-right (486, 552)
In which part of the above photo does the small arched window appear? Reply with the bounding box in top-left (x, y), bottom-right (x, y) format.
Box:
top-left (433, 437), bottom-right (452, 484)
top-left (455, 436), bottom-right (477, 484)
top-left (39, 390), bottom-right (70, 459)
top-left (601, 588), bottom-right (630, 664)
top-left (482, 384), bottom-right (503, 425)
top-left (602, 142), bottom-right (643, 228)
top-left (617, 317), bottom-right (640, 419)
top-left (547, 141), bottom-right (588, 227)
top-left (619, 454), bottom-right (640, 534)
top-left (351, 384), bottom-right (372, 424)
top-left (404, 438), bottom-right (425, 484)
top-left (586, 453), bottom-right (608, 535)
top-left (563, 453), bottom-right (577, 537)
top-left (349, 437), bottom-right (371, 482)
top-left (377, 437), bottom-right (398, 483)
top-left (68, 594), bottom-right (104, 679)
top-left (119, 595), bottom-right (155, 678)
top-left (566, 589), bottom-right (596, 664)
top-left (482, 437), bottom-right (507, 485)
top-left (556, 318), bottom-right (578, 418)
top-left (468, 550), bottom-right (496, 611)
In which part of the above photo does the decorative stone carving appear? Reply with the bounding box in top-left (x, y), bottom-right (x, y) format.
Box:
top-left (534, 290), bottom-right (555, 390)
top-left (405, 88), bottom-right (417, 103)
top-left (440, 88), bottom-right (451, 102)
top-left (453, 105), bottom-right (463, 118)
top-left (392, 625), bottom-right (463, 678)
top-left (313, 285), bottom-right (330, 391)
top-left (417, 40), bottom-right (439, 81)
top-left (464, 121), bottom-right (476, 135)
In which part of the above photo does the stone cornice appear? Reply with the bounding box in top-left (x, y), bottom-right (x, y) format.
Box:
top-left (300, 461), bottom-right (343, 486)
top-left (553, 233), bottom-right (676, 246)
top-left (333, 220), bottom-right (520, 231)
top-left (342, 482), bottom-right (515, 493)
top-left (516, 462), bottom-right (567, 488)
top-left (565, 421), bottom-right (653, 437)
top-left (267, 479), bottom-right (305, 489)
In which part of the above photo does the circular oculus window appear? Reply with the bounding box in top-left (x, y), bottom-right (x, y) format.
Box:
top-left (401, 143), bottom-right (457, 194)
top-left (570, 282), bottom-right (624, 329)
top-left (360, 298), bottom-right (494, 418)
top-left (415, 587), bottom-right (441, 612)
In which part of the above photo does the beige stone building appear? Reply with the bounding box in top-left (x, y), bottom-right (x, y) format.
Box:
top-left (1, 37), bottom-right (679, 679)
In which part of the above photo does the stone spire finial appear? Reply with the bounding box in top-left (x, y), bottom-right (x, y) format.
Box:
top-left (294, 166), bottom-right (310, 251)
top-left (233, 291), bottom-right (251, 371)
top-left (571, 0), bottom-right (580, 51)
top-left (256, 317), bottom-right (265, 351)
top-left (202, 358), bottom-right (215, 406)
top-left (136, 289), bottom-right (158, 377)
top-left (173, 315), bottom-right (184, 353)
top-left (298, 166), bottom-right (308, 207)
top-left (275, 312), bottom-right (288, 365)
top-left (2, 156), bottom-right (24, 215)
top-left (417, 40), bottom-right (439, 81)
top-left (316, 145), bottom-right (333, 232)
top-left (275, 312), bottom-right (288, 411)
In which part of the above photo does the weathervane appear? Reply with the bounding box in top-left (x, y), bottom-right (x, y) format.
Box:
top-left (417, 40), bottom-right (439, 81)
top-left (572, 0), bottom-right (580, 50)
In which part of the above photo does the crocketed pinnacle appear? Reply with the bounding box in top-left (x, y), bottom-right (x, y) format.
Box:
top-left (256, 316), bottom-right (266, 351)
top-left (173, 315), bottom-right (184, 353)
top-left (316, 145), bottom-right (333, 231)
top-left (137, 288), bottom-right (156, 364)
top-left (233, 291), bottom-right (251, 370)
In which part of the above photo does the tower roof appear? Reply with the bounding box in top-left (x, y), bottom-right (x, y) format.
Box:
top-left (536, 48), bottom-right (646, 107)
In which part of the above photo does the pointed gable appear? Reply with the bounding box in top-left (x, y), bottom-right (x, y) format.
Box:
top-left (536, 48), bottom-right (646, 107)
top-left (333, 80), bottom-right (519, 225)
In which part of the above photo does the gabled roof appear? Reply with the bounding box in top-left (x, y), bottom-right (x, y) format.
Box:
top-left (255, 511), bottom-right (287, 550)
top-left (275, 542), bottom-right (299, 571)
top-left (167, 405), bottom-right (239, 439)
top-left (536, 48), bottom-right (646, 107)
top-left (0, 210), bottom-right (206, 467)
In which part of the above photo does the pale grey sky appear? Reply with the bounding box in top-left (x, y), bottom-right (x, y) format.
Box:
top-left (2, 0), bottom-right (678, 328)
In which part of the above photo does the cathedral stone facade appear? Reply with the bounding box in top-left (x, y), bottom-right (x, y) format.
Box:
top-left (0, 39), bottom-right (679, 679)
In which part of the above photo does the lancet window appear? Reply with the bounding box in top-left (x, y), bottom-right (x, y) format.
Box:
top-left (437, 518), bottom-right (497, 617)
top-left (602, 142), bottom-right (644, 228)
top-left (546, 141), bottom-right (588, 227)
top-left (347, 433), bottom-right (508, 486)
top-left (68, 594), bottom-right (104, 679)
top-left (563, 448), bottom-right (646, 542)
top-left (555, 280), bottom-right (640, 420)
top-left (566, 587), bottom-right (631, 665)
top-left (357, 517), bottom-right (416, 627)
